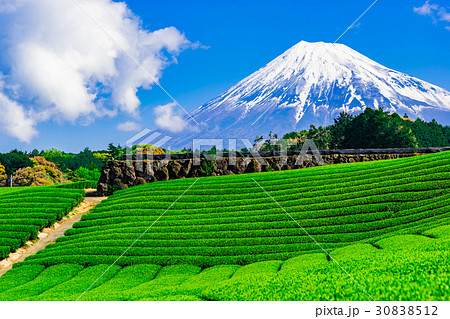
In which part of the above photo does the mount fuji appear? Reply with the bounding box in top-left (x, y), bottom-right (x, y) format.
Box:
top-left (169, 41), bottom-right (450, 148)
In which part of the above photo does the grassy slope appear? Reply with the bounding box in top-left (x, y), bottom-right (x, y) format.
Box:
top-left (0, 187), bottom-right (85, 259)
top-left (0, 187), bottom-right (28, 195)
top-left (0, 225), bottom-right (449, 301)
top-left (1, 152), bottom-right (449, 300)
top-left (20, 151), bottom-right (450, 267)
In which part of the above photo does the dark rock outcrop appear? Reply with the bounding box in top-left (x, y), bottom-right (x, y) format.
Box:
top-left (97, 147), bottom-right (450, 195)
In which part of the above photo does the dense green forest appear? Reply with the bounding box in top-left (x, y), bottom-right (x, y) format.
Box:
top-left (0, 147), bottom-right (111, 186)
top-left (255, 109), bottom-right (450, 151)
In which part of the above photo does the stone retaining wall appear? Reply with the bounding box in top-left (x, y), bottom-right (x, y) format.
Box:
top-left (97, 147), bottom-right (450, 195)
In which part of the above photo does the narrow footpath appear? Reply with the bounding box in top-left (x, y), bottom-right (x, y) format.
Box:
top-left (0, 189), bottom-right (107, 277)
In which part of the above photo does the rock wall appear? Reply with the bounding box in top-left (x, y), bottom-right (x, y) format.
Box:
top-left (97, 147), bottom-right (450, 195)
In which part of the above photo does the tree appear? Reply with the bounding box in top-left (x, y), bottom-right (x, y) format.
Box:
top-left (246, 109), bottom-right (447, 152)
top-left (41, 148), bottom-right (65, 160)
top-left (0, 164), bottom-right (6, 186)
top-left (93, 152), bottom-right (112, 162)
top-left (0, 164), bottom-right (8, 183)
top-left (343, 108), bottom-right (417, 149)
top-left (330, 112), bottom-right (353, 149)
top-left (12, 157), bottom-right (62, 186)
top-left (31, 157), bottom-right (63, 181)
top-left (282, 131), bottom-right (304, 140)
top-left (74, 167), bottom-right (101, 182)
top-left (305, 125), bottom-right (331, 149)
top-left (12, 167), bottom-right (35, 186)
top-left (133, 144), bottom-right (165, 156)
top-left (254, 136), bottom-right (264, 146)
top-left (0, 150), bottom-right (32, 176)
top-left (444, 126), bottom-right (450, 146)
top-left (0, 164), bottom-right (6, 180)
top-left (108, 143), bottom-right (124, 160)
top-left (53, 148), bottom-right (104, 171)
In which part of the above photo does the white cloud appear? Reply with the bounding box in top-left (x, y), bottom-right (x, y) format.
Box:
top-left (414, 1), bottom-right (450, 28)
top-left (154, 102), bottom-right (187, 133)
top-left (446, 26), bottom-right (450, 31)
top-left (0, 0), bottom-right (195, 142)
top-left (116, 121), bottom-right (142, 132)
top-left (0, 81), bottom-right (37, 142)
top-left (413, 1), bottom-right (438, 16)
top-left (439, 7), bottom-right (450, 22)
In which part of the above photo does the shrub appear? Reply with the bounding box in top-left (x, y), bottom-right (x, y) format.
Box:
top-left (56, 181), bottom-right (97, 190)
top-left (12, 157), bottom-right (62, 186)
top-left (0, 164), bottom-right (6, 181)
top-left (0, 164), bottom-right (7, 187)
top-left (200, 161), bottom-right (216, 176)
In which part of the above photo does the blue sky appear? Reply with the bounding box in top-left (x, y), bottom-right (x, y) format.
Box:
top-left (0, 0), bottom-right (449, 152)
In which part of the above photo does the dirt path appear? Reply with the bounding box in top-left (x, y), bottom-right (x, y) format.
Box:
top-left (0, 190), bottom-right (107, 277)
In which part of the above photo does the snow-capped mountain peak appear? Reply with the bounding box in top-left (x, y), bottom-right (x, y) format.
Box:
top-left (172, 41), bottom-right (450, 148)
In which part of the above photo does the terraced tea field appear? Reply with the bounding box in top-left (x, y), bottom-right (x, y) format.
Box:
top-left (1, 151), bottom-right (449, 300)
top-left (0, 188), bottom-right (85, 259)
top-left (21, 151), bottom-right (450, 267)
top-left (0, 225), bottom-right (449, 301)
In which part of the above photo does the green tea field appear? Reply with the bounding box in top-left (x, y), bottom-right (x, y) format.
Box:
top-left (0, 151), bottom-right (449, 301)
top-left (1, 226), bottom-right (448, 301)
top-left (0, 187), bottom-right (85, 259)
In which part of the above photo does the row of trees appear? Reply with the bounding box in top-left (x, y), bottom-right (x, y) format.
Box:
top-left (0, 142), bottom-right (168, 187)
top-left (0, 147), bottom-right (113, 187)
top-left (255, 109), bottom-right (450, 151)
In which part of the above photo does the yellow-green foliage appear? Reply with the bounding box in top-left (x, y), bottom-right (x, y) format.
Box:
top-left (93, 152), bottom-right (112, 162)
top-left (0, 164), bottom-right (6, 186)
top-left (0, 164), bottom-right (6, 180)
top-left (12, 157), bottom-right (62, 186)
top-left (134, 144), bottom-right (165, 156)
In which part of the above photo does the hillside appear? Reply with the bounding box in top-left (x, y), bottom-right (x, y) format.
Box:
top-left (0, 152), bottom-right (449, 301)
top-left (0, 187), bottom-right (85, 260)
top-left (18, 151), bottom-right (450, 267)
top-left (0, 227), bottom-right (447, 301)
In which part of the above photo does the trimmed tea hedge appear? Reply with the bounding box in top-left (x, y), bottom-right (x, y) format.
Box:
top-left (2, 225), bottom-right (450, 301)
top-left (0, 188), bottom-right (85, 259)
top-left (55, 181), bottom-right (98, 190)
top-left (17, 151), bottom-right (450, 267)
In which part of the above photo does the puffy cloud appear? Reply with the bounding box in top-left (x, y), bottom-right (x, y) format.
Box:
top-left (154, 102), bottom-right (188, 133)
top-left (414, 1), bottom-right (450, 28)
top-left (439, 7), bottom-right (450, 22)
top-left (0, 0), bottom-right (194, 142)
top-left (0, 80), bottom-right (37, 142)
top-left (413, 1), bottom-right (438, 16)
top-left (116, 121), bottom-right (142, 132)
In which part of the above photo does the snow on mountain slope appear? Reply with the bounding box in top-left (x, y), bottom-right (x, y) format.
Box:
top-left (170, 41), bottom-right (450, 148)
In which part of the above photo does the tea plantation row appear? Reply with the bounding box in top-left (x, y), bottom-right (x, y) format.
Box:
top-left (0, 188), bottom-right (85, 259)
top-left (0, 225), bottom-right (448, 301)
top-left (18, 151), bottom-right (450, 267)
